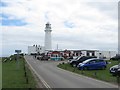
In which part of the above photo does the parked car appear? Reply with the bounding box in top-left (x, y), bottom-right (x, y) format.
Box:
top-left (110, 64), bottom-right (120, 76)
top-left (37, 56), bottom-right (42, 60)
top-left (70, 56), bottom-right (97, 67)
top-left (77, 58), bottom-right (107, 70)
top-left (41, 55), bottom-right (50, 61)
top-left (68, 56), bottom-right (79, 63)
top-left (110, 55), bottom-right (120, 60)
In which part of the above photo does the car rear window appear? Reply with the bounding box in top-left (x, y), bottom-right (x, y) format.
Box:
top-left (95, 59), bottom-right (104, 62)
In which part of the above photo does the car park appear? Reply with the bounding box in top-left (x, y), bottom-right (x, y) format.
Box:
top-left (37, 55), bottom-right (50, 61)
top-left (110, 54), bottom-right (120, 60)
top-left (37, 56), bottom-right (42, 60)
top-left (109, 64), bottom-right (120, 76)
top-left (68, 56), bottom-right (79, 63)
top-left (77, 58), bottom-right (107, 70)
top-left (70, 56), bottom-right (97, 67)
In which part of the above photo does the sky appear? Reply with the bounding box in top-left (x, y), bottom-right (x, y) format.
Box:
top-left (1, 0), bottom-right (119, 57)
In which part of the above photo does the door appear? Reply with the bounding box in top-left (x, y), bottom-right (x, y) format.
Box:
top-left (88, 60), bottom-right (97, 69)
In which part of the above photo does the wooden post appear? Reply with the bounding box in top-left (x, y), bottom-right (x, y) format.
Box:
top-left (24, 60), bottom-right (28, 84)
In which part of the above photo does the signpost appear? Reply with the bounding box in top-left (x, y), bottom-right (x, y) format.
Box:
top-left (15, 50), bottom-right (21, 70)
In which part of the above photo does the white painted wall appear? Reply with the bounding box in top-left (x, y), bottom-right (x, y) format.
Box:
top-left (95, 51), bottom-right (99, 57)
top-left (81, 51), bottom-right (86, 56)
top-left (28, 46), bottom-right (36, 55)
top-left (28, 45), bottom-right (45, 55)
top-left (97, 51), bottom-right (117, 59)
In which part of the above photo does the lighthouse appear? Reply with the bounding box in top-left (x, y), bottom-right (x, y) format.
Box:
top-left (44, 22), bottom-right (52, 51)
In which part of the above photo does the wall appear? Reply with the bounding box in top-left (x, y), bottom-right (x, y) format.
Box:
top-left (28, 45), bottom-right (45, 55)
top-left (97, 51), bottom-right (117, 59)
top-left (28, 46), bottom-right (36, 55)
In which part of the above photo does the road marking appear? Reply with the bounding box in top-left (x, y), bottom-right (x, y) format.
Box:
top-left (24, 56), bottom-right (52, 89)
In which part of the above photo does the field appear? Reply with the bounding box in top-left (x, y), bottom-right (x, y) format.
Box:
top-left (2, 55), bottom-right (36, 88)
top-left (57, 60), bottom-right (119, 84)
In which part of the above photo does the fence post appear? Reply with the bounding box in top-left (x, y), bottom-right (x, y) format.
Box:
top-left (24, 60), bottom-right (28, 84)
top-left (65, 65), bottom-right (67, 70)
top-left (94, 72), bottom-right (97, 78)
top-left (81, 68), bottom-right (84, 74)
top-left (117, 76), bottom-right (120, 89)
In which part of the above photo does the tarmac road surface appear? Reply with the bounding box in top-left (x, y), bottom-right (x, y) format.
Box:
top-left (24, 55), bottom-right (118, 88)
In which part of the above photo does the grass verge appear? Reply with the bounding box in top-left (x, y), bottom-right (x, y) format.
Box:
top-left (57, 60), bottom-right (119, 84)
top-left (2, 55), bottom-right (36, 88)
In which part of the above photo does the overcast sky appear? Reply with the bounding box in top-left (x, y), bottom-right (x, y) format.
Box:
top-left (1, 0), bottom-right (119, 57)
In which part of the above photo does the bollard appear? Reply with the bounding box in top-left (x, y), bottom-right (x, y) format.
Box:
top-left (65, 65), bottom-right (67, 70)
top-left (81, 70), bottom-right (84, 74)
top-left (24, 71), bottom-right (27, 77)
top-left (81, 68), bottom-right (84, 74)
top-left (24, 61), bottom-right (28, 84)
top-left (94, 72), bottom-right (97, 78)
top-left (26, 76), bottom-right (28, 84)
top-left (117, 76), bottom-right (120, 88)
top-left (73, 67), bottom-right (76, 72)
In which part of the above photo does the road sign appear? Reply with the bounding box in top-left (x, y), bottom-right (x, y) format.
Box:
top-left (15, 50), bottom-right (22, 70)
top-left (15, 50), bottom-right (21, 53)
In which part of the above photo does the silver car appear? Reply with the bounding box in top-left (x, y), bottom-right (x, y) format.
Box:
top-left (110, 64), bottom-right (120, 76)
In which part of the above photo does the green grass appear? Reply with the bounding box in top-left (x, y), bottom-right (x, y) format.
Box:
top-left (57, 60), bottom-right (119, 84)
top-left (2, 55), bottom-right (36, 88)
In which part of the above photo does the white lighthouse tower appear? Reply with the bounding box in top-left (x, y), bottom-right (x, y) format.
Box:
top-left (44, 22), bottom-right (52, 51)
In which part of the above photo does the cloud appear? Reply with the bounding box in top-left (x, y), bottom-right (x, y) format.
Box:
top-left (1, 14), bottom-right (27, 26)
top-left (85, 2), bottom-right (118, 20)
top-left (63, 20), bottom-right (76, 28)
top-left (44, 11), bottom-right (49, 22)
top-left (1, 0), bottom-right (119, 56)
top-left (0, 1), bottom-right (8, 7)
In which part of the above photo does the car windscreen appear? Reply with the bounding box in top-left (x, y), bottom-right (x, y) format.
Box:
top-left (82, 59), bottom-right (91, 64)
top-left (75, 57), bottom-right (79, 60)
top-left (82, 58), bottom-right (94, 64)
top-left (76, 56), bottom-right (81, 60)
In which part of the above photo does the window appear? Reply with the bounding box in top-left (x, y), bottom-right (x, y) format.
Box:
top-left (87, 52), bottom-right (89, 56)
top-left (89, 60), bottom-right (96, 64)
top-left (96, 59), bottom-right (104, 62)
top-left (76, 53), bottom-right (78, 56)
top-left (92, 52), bottom-right (95, 56)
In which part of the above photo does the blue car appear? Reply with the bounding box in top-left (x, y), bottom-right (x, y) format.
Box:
top-left (77, 58), bottom-right (107, 70)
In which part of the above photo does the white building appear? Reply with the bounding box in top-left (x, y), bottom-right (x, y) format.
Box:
top-left (44, 22), bottom-right (52, 51)
top-left (27, 22), bottom-right (118, 59)
top-left (28, 45), bottom-right (45, 55)
top-left (96, 51), bottom-right (117, 59)
top-left (68, 50), bottom-right (117, 59)
top-left (68, 50), bottom-right (99, 57)
top-left (28, 22), bottom-right (52, 55)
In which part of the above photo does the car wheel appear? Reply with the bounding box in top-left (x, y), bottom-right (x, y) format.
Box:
top-left (83, 67), bottom-right (88, 70)
top-left (102, 66), bottom-right (106, 70)
top-left (73, 64), bottom-right (76, 67)
top-left (112, 73), bottom-right (116, 76)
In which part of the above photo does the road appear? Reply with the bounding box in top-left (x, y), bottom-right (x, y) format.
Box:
top-left (24, 55), bottom-right (118, 88)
